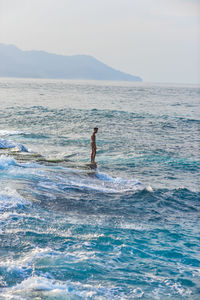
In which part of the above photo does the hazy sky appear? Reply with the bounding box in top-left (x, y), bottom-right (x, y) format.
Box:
top-left (0, 0), bottom-right (199, 84)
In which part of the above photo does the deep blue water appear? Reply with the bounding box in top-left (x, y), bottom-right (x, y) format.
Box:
top-left (0, 78), bottom-right (200, 299)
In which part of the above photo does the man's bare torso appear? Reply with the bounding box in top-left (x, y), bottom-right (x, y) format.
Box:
top-left (91, 133), bottom-right (96, 149)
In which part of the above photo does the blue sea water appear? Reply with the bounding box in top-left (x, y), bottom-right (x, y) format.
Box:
top-left (0, 78), bottom-right (199, 299)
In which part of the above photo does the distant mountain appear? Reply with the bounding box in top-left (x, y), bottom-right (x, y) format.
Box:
top-left (0, 43), bottom-right (142, 81)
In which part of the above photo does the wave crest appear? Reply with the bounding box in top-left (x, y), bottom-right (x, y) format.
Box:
top-left (0, 155), bottom-right (17, 170)
top-left (0, 138), bottom-right (28, 152)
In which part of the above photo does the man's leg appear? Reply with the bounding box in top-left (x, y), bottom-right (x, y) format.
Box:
top-left (91, 148), bottom-right (96, 163)
top-left (93, 148), bottom-right (96, 163)
top-left (91, 149), bottom-right (94, 163)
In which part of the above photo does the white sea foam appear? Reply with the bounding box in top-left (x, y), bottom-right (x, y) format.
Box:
top-left (0, 211), bottom-right (42, 221)
top-left (0, 153), bottom-right (143, 194)
top-left (85, 171), bottom-right (143, 193)
top-left (0, 155), bottom-right (17, 170)
top-left (146, 273), bottom-right (193, 298)
top-left (0, 138), bottom-right (28, 152)
top-left (10, 143), bottom-right (29, 152)
top-left (95, 171), bottom-right (115, 181)
top-left (23, 163), bottom-right (145, 194)
top-left (0, 186), bottom-right (28, 212)
top-left (0, 276), bottom-right (98, 299)
top-left (119, 223), bottom-right (146, 231)
top-left (146, 185), bottom-right (153, 192)
top-left (0, 247), bottom-right (55, 273)
top-left (0, 275), bottom-right (131, 299)
top-left (96, 171), bottom-right (142, 185)
top-left (56, 170), bottom-right (144, 194)
top-left (64, 177), bottom-right (142, 193)
top-left (0, 130), bottom-right (23, 136)
top-left (0, 138), bottom-right (15, 149)
top-left (0, 245), bottom-right (95, 279)
top-left (0, 155), bottom-right (46, 182)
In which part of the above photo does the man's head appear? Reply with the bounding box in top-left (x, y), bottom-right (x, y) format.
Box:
top-left (94, 127), bottom-right (98, 133)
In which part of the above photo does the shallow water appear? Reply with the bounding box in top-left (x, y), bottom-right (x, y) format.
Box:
top-left (0, 78), bottom-right (200, 299)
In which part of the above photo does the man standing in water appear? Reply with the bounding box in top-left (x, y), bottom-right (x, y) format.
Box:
top-left (91, 127), bottom-right (98, 164)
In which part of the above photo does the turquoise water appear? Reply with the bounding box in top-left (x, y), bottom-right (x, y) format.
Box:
top-left (0, 78), bottom-right (200, 299)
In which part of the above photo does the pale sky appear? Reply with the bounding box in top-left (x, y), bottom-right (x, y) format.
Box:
top-left (0, 0), bottom-right (199, 84)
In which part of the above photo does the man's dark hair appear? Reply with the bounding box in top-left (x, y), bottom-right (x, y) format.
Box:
top-left (94, 127), bottom-right (98, 130)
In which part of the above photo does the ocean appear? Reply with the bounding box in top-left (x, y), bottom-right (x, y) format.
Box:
top-left (0, 78), bottom-right (199, 299)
